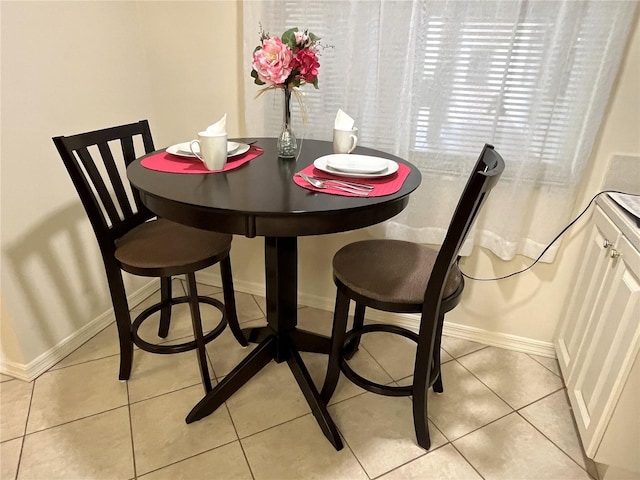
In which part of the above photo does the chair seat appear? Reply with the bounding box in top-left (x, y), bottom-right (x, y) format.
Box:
top-left (333, 239), bottom-right (462, 306)
top-left (115, 218), bottom-right (232, 275)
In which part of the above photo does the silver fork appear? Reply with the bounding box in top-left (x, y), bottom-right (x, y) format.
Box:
top-left (296, 173), bottom-right (370, 196)
top-left (296, 173), bottom-right (374, 192)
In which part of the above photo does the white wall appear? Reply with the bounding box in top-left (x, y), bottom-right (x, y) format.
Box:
top-left (1, 1), bottom-right (638, 376)
top-left (1, 1), bottom-right (156, 367)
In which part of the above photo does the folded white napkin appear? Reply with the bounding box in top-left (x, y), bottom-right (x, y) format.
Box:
top-left (205, 114), bottom-right (227, 135)
top-left (334, 109), bottom-right (355, 130)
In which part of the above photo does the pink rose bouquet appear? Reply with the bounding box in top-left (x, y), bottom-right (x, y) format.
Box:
top-left (251, 27), bottom-right (322, 89)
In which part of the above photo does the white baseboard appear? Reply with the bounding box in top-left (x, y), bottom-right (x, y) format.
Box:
top-left (196, 271), bottom-right (556, 359)
top-left (0, 281), bottom-right (158, 382)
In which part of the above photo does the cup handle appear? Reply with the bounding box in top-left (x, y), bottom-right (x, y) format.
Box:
top-left (348, 135), bottom-right (358, 154)
top-left (190, 140), bottom-right (204, 161)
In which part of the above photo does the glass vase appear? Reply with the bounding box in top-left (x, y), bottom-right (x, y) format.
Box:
top-left (277, 87), bottom-right (298, 158)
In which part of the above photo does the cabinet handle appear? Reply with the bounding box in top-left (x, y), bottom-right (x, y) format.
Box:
top-left (603, 239), bottom-right (612, 249)
top-left (610, 249), bottom-right (621, 259)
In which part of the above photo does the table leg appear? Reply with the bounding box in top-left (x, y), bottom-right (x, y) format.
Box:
top-left (291, 328), bottom-right (331, 353)
top-left (185, 336), bottom-right (274, 423)
top-left (287, 346), bottom-right (343, 450)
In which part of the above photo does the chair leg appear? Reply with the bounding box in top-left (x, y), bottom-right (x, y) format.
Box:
top-left (220, 255), bottom-right (248, 347)
top-left (185, 273), bottom-right (213, 393)
top-left (321, 290), bottom-right (350, 403)
top-left (433, 373), bottom-right (444, 393)
top-left (412, 347), bottom-right (432, 450)
top-left (157, 277), bottom-right (172, 339)
top-left (344, 302), bottom-right (365, 360)
top-left (105, 266), bottom-right (133, 381)
top-left (412, 312), bottom-right (445, 450)
top-left (432, 314), bottom-right (445, 393)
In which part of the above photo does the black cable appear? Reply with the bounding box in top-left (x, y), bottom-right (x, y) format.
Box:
top-left (460, 190), bottom-right (639, 281)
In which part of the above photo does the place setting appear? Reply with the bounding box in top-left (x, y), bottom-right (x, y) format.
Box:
top-left (141, 114), bottom-right (263, 174)
top-left (293, 109), bottom-right (410, 196)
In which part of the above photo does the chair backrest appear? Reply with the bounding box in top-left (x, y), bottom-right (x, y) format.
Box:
top-left (53, 120), bottom-right (156, 255)
top-left (423, 143), bottom-right (505, 316)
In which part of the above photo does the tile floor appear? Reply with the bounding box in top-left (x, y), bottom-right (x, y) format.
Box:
top-left (1, 280), bottom-right (596, 480)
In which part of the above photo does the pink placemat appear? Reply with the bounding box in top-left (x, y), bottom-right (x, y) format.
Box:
top-left (293, 162), bottom-right (410, 197)
top-left (141, 146), bottom-right (264, 174)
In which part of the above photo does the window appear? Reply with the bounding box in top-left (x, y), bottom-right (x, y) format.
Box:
top-left (243, 1), bottom-right (636, 261)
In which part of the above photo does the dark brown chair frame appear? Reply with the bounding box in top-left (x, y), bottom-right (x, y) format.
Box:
top-left (53, 120), bottom-right (247, 391)
top-left (321, 144), bottom-right (505, 449)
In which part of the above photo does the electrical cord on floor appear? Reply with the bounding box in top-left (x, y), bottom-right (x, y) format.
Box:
top-left (459, 189), bottom-right (640, 282)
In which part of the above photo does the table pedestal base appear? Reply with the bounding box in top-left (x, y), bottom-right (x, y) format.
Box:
top-left (185, 237), bottom-right (343, 451)
top-left (185, 326), bottom-right (343, 450)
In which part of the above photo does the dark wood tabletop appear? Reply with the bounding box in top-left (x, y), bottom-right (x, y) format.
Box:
top-left (126, 137), bottom-right (422, 451)
top-left (127, 138), bottom-right (422, 238)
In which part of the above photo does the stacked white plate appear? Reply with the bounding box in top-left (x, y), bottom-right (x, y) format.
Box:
top-left (314, 154), bottom-right (399, 178)
top-left (166, 141), bottom-right (250, 158)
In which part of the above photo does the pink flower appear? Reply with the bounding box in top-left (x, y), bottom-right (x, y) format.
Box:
top-left (294, 31), bottom-right (310, 47)
top-left (292, 48), bottom-right (320, 83)
top-left (252, 37), bottom-right (293, 85)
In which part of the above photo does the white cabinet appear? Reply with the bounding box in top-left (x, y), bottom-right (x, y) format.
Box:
top-left (555, 198), bottom-right (640, 472)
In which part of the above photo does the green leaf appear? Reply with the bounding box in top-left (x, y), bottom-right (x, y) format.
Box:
top-left (312, 77), bottom-right (319, 89)
top-left (251, 70), bottom-right (265, 85)
top-left (309, 32), bottom-right (319, 42)
top-left (281, 28), bottom-right (298, 49)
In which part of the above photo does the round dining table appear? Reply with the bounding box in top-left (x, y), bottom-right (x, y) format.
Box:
top-left (127, 137), bottom-right (421, 450)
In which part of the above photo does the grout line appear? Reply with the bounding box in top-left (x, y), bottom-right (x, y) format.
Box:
top-left (333, 425), bottom-right (372, 479)
top-left (516, 386), bottom-right (565, 411)
top-left (367, 446), bottom-right (434, 480)
top-left (125, 380), bottom-right (138, 479)
top-left (450, 357), bottom-right (516, 409)
top-left (128, 381), bottom-right (202, 407)
top-left (48, 352), bottom-right (121, 373)
top-left (516, 393), bottom-right (597, 478)
top-left (444, 344), bottom-right (490, 361)
top-left (133, 438), bottom-right (242, 479)
top-left (250, 294), bottom-right (267, 318)
top-left (21, 404), bottom-right (130, 437)
top-left (526, 352), bottom-right (563, 378)
top-left (516, 410), bottom-right (596, 479)
top-left (447, 409), bottom-right (516, 445)
top-left (226, 403), bottom-right (257, 480)
top-left (449, 441), bottom-right (488, 480)
top-left (12, 381), bottom-right (35, 480)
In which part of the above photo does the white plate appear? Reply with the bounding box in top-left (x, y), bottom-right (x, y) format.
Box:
top-left (228, 143), bottom-right (250, 158)
top-left (314, 154), bottom-right (399, 178)
top-left (166, 141), bottom-right (249, 158)
top-left (326, 154), bottom-right (389, 174)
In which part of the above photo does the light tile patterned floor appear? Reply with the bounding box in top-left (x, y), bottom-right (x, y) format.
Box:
top-left (1, 281), bottom-right (595, 480)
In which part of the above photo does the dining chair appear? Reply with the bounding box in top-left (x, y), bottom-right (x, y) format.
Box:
top-left (320, 143), bottom-right (505, 449)
top-left (53, 120), bottom-right (247, 393)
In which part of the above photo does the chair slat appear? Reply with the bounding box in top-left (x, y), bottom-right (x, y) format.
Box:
top-left (75, 146), bottom-right (122, 228)
top-left (120, 136), bottom-right (136, 166)
top-left (97, 141), bottom-right (134, 219)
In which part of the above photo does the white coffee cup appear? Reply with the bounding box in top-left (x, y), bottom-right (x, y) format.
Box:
top-left (333, 127), bottom-right (358, 154)
top-left (190, 132), bottom-right (227, 171)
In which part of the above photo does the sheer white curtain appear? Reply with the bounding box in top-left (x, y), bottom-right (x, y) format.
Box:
top-left (242, 1), bottom-right (636, 261)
